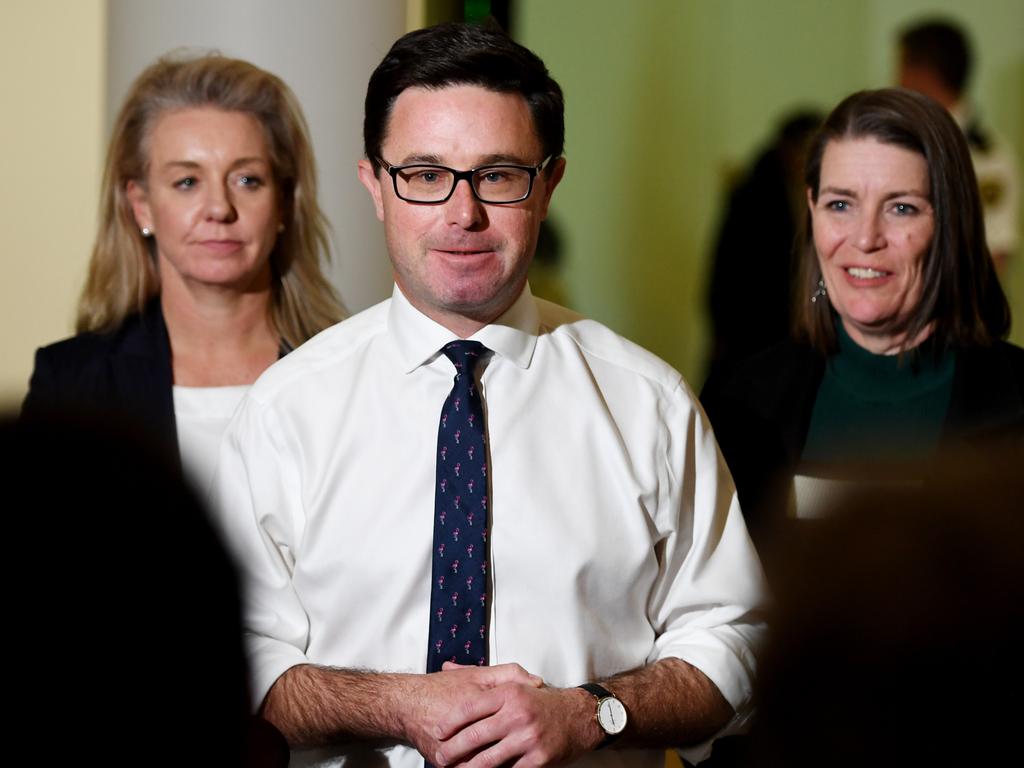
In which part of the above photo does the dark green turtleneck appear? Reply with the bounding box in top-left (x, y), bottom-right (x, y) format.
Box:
top-left (802, 323), bottom-right (956, 464)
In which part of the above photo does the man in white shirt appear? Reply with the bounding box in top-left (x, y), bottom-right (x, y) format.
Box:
top-left (213, 22), bottom-right (765, 768)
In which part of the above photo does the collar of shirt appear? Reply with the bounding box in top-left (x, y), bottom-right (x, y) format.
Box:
top-left (387, 283), bottom-right (541, 374)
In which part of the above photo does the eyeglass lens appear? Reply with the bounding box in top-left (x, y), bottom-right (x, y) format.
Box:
top-left (396, 166), bottom-right (533, 203)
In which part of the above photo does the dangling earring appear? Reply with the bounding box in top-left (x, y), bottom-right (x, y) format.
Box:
top-left (141, 227), bottom-right (153, 238)
top-left (811, 278), bottom-right (826, 303)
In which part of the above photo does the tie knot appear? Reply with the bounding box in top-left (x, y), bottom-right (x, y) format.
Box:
top-left (442, 340), bottom-right (488, 377)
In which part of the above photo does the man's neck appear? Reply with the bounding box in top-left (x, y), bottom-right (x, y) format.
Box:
top-left (395, 281), bottom-right (527, 339)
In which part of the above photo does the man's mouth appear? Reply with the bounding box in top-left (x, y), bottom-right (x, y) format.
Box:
top-left (433, 246), bottom-right (497, 257)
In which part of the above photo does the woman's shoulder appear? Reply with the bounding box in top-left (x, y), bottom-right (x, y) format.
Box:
top-left (956, 340), bottom-right (1024, 383)
top-left (35, 327), bottom-right (119, 368)
top-left (945, 340), bottom-right (1024, 441)
top-left (702, 339), bottom-right (824, 409)
top-left (35, 300), bottom-right (165, 366)
top-left (994, 340), bottom-right (1024, 370)
top-left (24, 301), bottom-right (168, 415)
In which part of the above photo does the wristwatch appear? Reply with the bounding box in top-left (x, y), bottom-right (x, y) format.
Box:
top-left (578, 682), bottom-right (628, 748)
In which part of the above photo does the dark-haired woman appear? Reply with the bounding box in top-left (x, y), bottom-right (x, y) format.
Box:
top-left (701, 88), bottom-right (1024, 564)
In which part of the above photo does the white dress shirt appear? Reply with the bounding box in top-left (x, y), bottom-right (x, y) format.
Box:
top-left (211, 284), bottom-right (766, 768)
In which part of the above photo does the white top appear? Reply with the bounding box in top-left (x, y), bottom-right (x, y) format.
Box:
top-left (173, 384), bottom-right (249, 495)
top-left (210, 285), bottom-right (767, 768)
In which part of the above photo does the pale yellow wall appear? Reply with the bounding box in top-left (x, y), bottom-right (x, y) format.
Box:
top-left (0, 0), bottom-right (105, 409)
top-left (517, 0), bottom-right (1024, 384)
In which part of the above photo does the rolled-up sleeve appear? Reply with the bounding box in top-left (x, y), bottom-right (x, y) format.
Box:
top-left (647, 381), bottom-right (768, 760)
top-left (209, 395), bottom-right (311, 708)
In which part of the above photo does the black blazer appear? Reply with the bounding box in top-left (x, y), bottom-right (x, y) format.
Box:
top-left (22, 298), bottom-right (178, 458)
top-left (700, 339), bottom-right (1024, 558)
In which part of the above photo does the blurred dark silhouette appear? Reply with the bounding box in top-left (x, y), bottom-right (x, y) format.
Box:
top-left (706, 110), bottom-right (822, 382)
top-left (529, 217), bottom-right (572, 307)
top-left (743, 449), bottom-right (1023, 767)
top-left (1, 410), bottom-right (287, 767)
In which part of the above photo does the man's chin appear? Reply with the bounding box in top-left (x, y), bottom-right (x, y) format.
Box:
top-left (435, 282), bottom-right (522, 322)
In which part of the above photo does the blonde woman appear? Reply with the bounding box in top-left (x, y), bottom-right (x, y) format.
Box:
top-left (23, 53), bottom-right (344, 491)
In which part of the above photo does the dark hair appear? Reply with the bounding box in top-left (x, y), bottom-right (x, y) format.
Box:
top-left (363, 22), bottom-right (564, 174)
top-left (900, 19), bottom-right (972, 95)
top-left (796, 88), bottom-right (1010, 354)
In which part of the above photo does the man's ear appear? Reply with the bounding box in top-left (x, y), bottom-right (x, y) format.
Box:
top-left (126, 180), bottom-right (153, 231)
top-left (357, 159), bottom-right (386, 221)
top-left (538, 157), bottom-right (566, 220)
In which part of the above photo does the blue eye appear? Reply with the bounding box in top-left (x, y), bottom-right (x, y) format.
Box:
top-left (892, 202), bottom-right (918, 216)
top-left (826, 200), bottom-right (848, 211)
top-left (238, 175), bottom-right (264, 188)
top-left (174, 177), bottom-right (197, 190)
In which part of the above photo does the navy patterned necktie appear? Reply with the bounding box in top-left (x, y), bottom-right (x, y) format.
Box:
top-left (427, 340), bottom-right (490, 672)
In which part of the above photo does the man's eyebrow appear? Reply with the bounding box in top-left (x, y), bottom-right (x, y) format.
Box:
top-left (476, 153), bottom-right (536, 166)
top-left (393, 152), bottom-right (537, 167)
top-left (396, 153), bottom-right (444, 165)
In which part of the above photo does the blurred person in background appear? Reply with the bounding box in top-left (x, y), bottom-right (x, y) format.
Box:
top-left (745, 449), bottom-right (1023, 767)
top-left (899, 18), bottom-right (1019, 273)
top-left (706, 110), bottom-right (821, 381)
top-left (1, 410), bottom-right (289, 766)
top-left (21, 53), bottom-right (344, 493)
top-left (701, 88), bottom-right (1023, 565)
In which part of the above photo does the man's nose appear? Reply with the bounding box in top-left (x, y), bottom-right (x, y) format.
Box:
top-left (444, 178), bottom-right (485, 229)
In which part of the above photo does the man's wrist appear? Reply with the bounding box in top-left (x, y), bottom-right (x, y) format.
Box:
top-left (560, 686), bottom-right (603, 753)
top-left (577, 682), bottom-right (628, 749)
top-left (384, 672), bottom-right (423, 744)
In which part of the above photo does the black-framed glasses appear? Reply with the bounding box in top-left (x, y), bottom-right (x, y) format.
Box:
top-left (377, 156), bottom-right (550, 204)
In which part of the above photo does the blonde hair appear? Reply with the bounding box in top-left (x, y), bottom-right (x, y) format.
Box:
top-left (78, 52), bottom-right (344, 346)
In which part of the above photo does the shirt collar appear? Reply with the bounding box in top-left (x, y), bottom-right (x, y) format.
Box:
top-left (388, 283), bottom-right (540, 373)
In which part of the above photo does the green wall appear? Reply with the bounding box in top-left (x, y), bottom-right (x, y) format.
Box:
top-left (516, 0), bottom-right (1024, 386)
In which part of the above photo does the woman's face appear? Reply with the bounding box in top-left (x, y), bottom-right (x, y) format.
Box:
top-left (127, 107), bottom-right (282, 295)
top-left (809, 137), bottom-right (935, 353)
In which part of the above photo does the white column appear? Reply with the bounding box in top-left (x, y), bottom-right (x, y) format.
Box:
top-left (106, 0), bottom-right (407, 313)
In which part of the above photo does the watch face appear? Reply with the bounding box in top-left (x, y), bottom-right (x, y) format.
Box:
top-left (597, 697), bottom-right (627, 735)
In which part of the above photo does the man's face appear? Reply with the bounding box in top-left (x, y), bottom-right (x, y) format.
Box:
top-left (358, 85), bottom-right (564, 334)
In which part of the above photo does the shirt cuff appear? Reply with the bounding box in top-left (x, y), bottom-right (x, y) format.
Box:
top-left (246, 633), bottom-right (310, 711)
